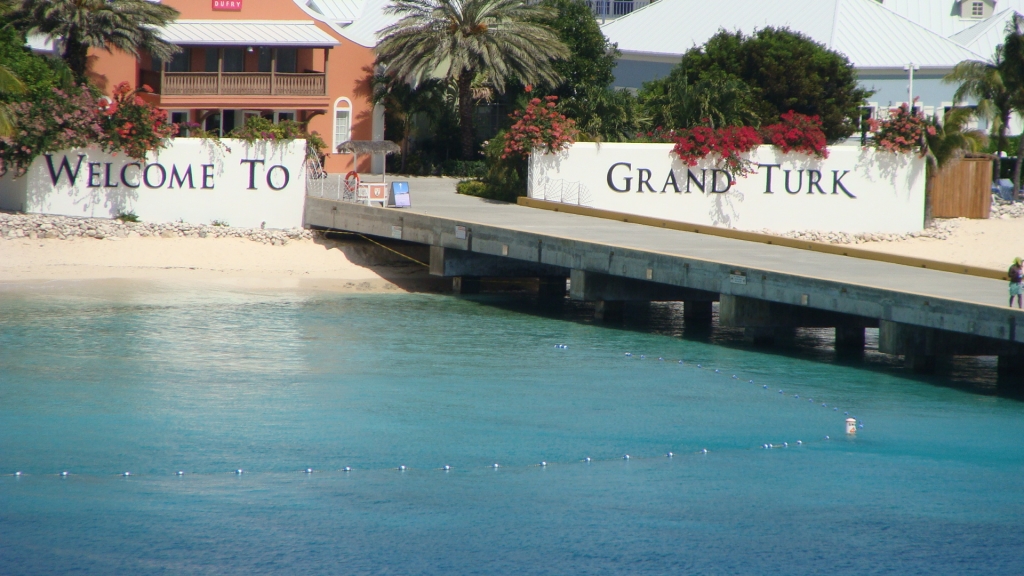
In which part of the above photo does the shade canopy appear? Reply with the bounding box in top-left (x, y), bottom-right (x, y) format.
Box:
top-left (336, 140), bottom-right (401, 154)
top-left (159, 20), bottom-right (340, 47)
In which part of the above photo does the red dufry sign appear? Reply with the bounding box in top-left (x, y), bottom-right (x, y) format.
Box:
top-left (212, 0), bottom-right (242, 10)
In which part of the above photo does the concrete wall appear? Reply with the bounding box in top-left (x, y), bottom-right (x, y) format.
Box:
top-left (530, 143), bottom-right (926, 233)
top-left (0, 138), bottom-right (306, 228)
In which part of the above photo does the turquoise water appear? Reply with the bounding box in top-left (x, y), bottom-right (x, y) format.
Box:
top-left (1, 286), bottom-right (1023, 574)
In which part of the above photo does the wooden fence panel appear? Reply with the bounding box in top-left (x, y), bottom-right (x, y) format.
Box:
top-left (930, 157), bottom-right (992, 219)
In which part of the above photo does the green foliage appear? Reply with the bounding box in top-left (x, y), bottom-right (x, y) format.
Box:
top-left (640, 28), bottom-right (871, 142)
top-left (227, 117), bottom-right (327, 156)
top-left (538, 0), bottom-right (645, 141)
top-left (376, 0), bottom-right (570, 158)
top-left (639, 69), bottom-right (759, 130)
top-left (8, 0), bottom-right (181, 81)
top-left (211, 220), bottom-right (229, 227)
top-left (0, 26), bottom-right (75, 136)
top-left (456, 179), bottom-right (490, 197)
top-left (924, 107), bottom-right (987, 171)
top-left (441, 160), bottom-right (487, 178)
top-left (116, 211), bottom-right (139, 222)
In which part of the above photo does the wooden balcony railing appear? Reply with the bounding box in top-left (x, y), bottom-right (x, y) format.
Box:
top-left (155, 71), bottom-right (327, 97)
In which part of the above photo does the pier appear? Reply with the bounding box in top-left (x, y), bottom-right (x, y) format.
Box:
top-left (305, 179), bottom-right (1024, 390)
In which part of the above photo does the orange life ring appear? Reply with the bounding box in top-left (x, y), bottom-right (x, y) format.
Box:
top-left (344, 170), bottom-right (360, 196)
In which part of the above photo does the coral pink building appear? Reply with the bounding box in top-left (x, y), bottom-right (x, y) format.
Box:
top-left (86, 0), bottom-right (396, 174)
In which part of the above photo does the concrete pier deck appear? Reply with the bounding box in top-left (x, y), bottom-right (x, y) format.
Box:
top-left (305, 177), bottom-right (1024, 357)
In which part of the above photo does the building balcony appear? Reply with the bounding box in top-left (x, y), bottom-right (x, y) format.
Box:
top-left (587, 0), bottom-right (651, 19)
top-left (145, 71), bottom-right (327, 97)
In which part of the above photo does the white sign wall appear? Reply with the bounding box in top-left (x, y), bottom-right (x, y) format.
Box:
top-left (530, 143), bottom-right (927, 233)
top-left (0, 138), bottom-right (307, 229)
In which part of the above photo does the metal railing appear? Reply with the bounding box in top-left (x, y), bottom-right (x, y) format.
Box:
top-left (586, 0), bottom-right (651, 18)
top-left (158, 72), bottom-right (327, 96)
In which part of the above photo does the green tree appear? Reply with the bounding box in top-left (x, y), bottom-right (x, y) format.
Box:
top-left (945, 46), bottom-right (1014, 187)
top-left (998, 14), bottom-right (1024, 196)
top-left (639, 69), bottom-right (759, 130)
top-left (0, 24), bottom-right (75, 137)
top-left (535, 0), bottom-right (648, 141)
top-left (372, 73), bottom-right (448, 171)
top-left (642, 28), bottom-right (870, 141)
top-left (8, 0), bottom-right (180, 81)
top-left (376, 0), bottom-right (569, 159)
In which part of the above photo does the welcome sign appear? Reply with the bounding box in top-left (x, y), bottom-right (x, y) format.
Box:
top-left (529, 143), bottom-right (926, 234)
top-left (0, 139), bottom-right (307, 229)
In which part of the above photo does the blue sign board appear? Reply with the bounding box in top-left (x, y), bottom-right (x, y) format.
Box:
top-left (390, 181), bottom-right (411, 208)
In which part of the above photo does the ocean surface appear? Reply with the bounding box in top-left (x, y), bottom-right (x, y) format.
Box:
top-left (1, 284), bottom-right (1023, 575)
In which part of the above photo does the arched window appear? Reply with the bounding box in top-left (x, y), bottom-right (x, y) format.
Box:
top-left (333, 97), bottom-right (352, 151)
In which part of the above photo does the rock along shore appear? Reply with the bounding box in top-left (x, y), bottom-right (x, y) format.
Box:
top-left (0, 212), bottom-right (315, 245)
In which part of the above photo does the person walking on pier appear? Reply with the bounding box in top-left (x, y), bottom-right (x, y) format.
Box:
top-left (1009, 258), bottom-right (1023, 308)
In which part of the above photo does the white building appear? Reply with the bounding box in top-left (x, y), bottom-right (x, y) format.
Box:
top-left (603, 0), bottom-right (1024, 124)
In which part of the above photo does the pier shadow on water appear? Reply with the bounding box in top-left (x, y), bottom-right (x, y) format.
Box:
top-left (465, 291), bottom-right (1018, 400)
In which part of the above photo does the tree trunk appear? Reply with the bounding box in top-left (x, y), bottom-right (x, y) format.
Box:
top-left (62, 38), bottom-right (89, 83)
top-left (1012, 131), bottom-right (1024, 201)
top-left (997, 111), bottom-right (1010, 197)
top-left (401, 118), bottom-right (410, 172)
top-left (457, 72), bottom-right (476, 160)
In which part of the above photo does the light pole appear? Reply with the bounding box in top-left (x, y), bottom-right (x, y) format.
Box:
top-left (904, 62), bottom-right (920, 111)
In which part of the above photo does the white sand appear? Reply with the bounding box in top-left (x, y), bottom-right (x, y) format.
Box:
top-left (3, 216), bottom-right (1021, 291)
top-left (852, 217), bottom-right (1024, 271)
top-left (0, 235), bottom-right (435, 293)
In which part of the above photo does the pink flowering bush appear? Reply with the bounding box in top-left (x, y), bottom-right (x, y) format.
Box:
top-left (672, 124), bottom-right (763, 179)
top-left (760, 111), bottom-right (829, 158)
top-left (501, 96), bottom-right (578, 159)
top-left (868, 103), bottom-right (934, 154)
top-left (0, 83), bottom-right (177, 176)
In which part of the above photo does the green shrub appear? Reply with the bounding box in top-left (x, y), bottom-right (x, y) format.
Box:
top-left (116, 211), bottom-right (139, 222)
top-left (456, 179), bottom-right (489, 197)
top-left (441, 159), bottom-right (487, 178)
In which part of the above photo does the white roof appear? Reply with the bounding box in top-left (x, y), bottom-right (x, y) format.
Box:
top-left (294, 0), bottom-right (400, 47)
top-left (878, 0), bottom-right (1024, 37)
top-left (602, 0), bottom-right (985, 69)
top-left (949, 8), bottom-right (1019, 57)
top-left (160, 20), bottom-right (340, 47)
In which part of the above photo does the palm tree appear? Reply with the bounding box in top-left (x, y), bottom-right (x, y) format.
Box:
top-left (945, 46), bottom-right (1013, 185)
top-left (999, 14), bottom-right (1024, 196)
top-left (7, 0), bottom-right (180, 81)
top-left (376, 0), bottom-right (569, 159)
top-left (0, 65), bottom-right (26, 137)
top-left (372, 73), bottom-right (447, 171)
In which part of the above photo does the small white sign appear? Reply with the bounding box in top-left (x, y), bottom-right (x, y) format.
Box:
top-left (391, 225), bottom-right (403, 239)
top-left (455, 225), bottom-right (467, 240)
top-left (730, 274), bottom-right (747, 285)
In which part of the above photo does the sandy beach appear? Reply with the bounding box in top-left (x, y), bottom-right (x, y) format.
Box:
top-left (0, 233), bottom-right (446, 293)
top-left (851, 217), bottom-right (1024, 271)
top-left (3, 212), bottom-right (1024, 290)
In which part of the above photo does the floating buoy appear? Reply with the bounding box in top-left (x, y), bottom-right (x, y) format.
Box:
top-left (796, 440), bottom-right (802, 445)
top-left (822, 403), bottom-right (827, 407)
top-left (794, 394), bottom-right (799, 398)
top-left (123, 472), bottom-right (131, 477)
top-left (783, 442), bottom-right (788, 448)
top-left (666, 452), bottom-right (674, 458)
top-left (779, 390), bottom-right (783, 393)
top-left (846, 418), bottom-right (857, 435)
top-left (679, 360), bottom-right (684, 364)
top-left (399, 465), bottom-right (406, 471)
top-left (625, 353), bottom-right (632, 357)
top-left (701, 448), bottom-right (708, 454)
top-left (584, 457), bottom-right (591, 463)
top-left (623, 454), bottom-right (630, 460)
top-left (858, 424), bottom-right (863, 429)
top-left (540, 461), bottom-right (547, 467)
top-left (60, 471), bottom-right (68, 477)
top-left (833, 408), bottom-right (838, 411)
top-left (305, 468), bottom-right (313, 474)
top-left (658, 357), bottom-right (664, 361)
top-left (176, 471), bottom-right (184, 476)
top-left (14, 471), bottom-right (22, 476)
top-left (763, 444), bottom-right (769, 449)
top-left (750, 380), bottom-right (754, 384)
top-left (443, 465), bottom-right (451, 471)
top-left (824, 435), bottom-right (830, 440)
top-left (640, 355), bottom-right (646, 359)
top-left (714, 369), bottom-right (720, 373)
top-left (343, 467), bottom-right (351, 472)
top-left (732, 375), bottom-right (737, 379)
top-left (844, 412), bottom-right (849, 416)
top-left (763, 385), bottom-right (768, 389)
top-left (235, 469), bottom-right (243, 475)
